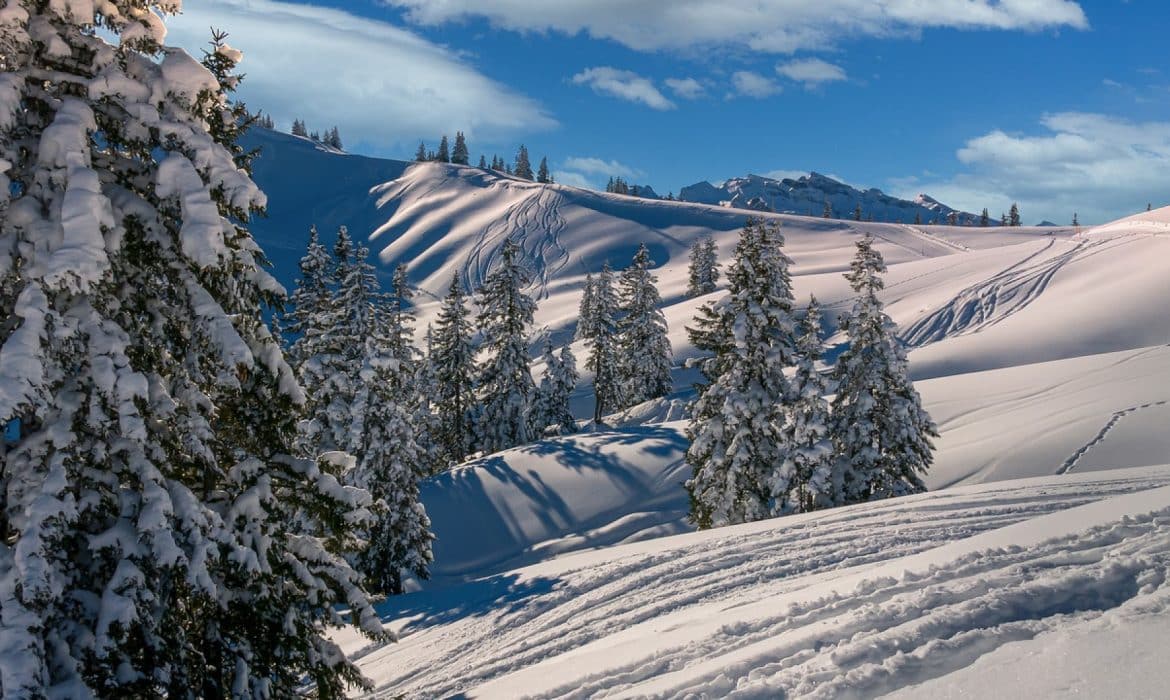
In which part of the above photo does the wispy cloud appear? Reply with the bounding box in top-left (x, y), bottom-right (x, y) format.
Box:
top-left (561, 157), bottom-right (644, 179)
top-left (165, 0), bottom-right (555, 153)
top-left (665, 77), bottom-right (705, 99)
top-left (385, 0), bottom-right (1087, 53)
top-left (776, 58), bottom-right (847, 87)
top-left (557, 156), bottom-right (645, 191)
top-left (897, 112), bottom-right (1170, 224)
top-left (731, 71), bottom-right (781, 98)
top-left (570, 67), bottom-right (676, 110)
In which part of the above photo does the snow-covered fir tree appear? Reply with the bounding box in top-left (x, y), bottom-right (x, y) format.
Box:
top-left (348, 348), bottom-right (434, 596)
top-left (576, 272), bottom-right (597, 340)
top-left (829, 234), bottom-right (938, 504)
top-left (474, 240), bottom-right (537, 452)
top-left (1009, 202), bottom-right (1021, 226)
top-left (478, 154), bottom-right (487, 168)
top-left (533, 338), bottom-right (579, 436)
top-left (437, 134), bottom-right (450, 163)
top-left (284, 225), bottom-right (333, 369)
top-left (432, 273), bottom-right (478, 465)
top-left (537, 156), bottom-right (552, 183)
top-left (514, 144), bottom-right (534, 180)
top-left (783, 296), bottom-right (834, 512)
top-left (415, 141), bottom-right (427, 161)
top-left (0, 13), bottom-right (384, 696)
top-left (452, 131), bottom-right (470, 165)
top-left (326, 125), bottom-right (342, 150)
top-left (581, 264), bottom-right (621, 424)
top-left (686, 234), bottom-right (720, 297)
top-left (685, 219), bottom-right (798, 529)
top-left (617, 244), bottom-right (673, 407)
top-left (298, 226), bottom-right (372, 455)
top-left (385, 262), bottom-right (417, 365)
top-left (292, 117), bottom-right (307, 136)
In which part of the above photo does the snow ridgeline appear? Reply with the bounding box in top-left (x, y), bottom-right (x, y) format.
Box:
top-left (340, 465), bottom-right (1170, 698)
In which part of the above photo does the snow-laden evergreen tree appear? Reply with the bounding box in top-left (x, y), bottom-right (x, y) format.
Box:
top-left (296, 226), bottom-right (370, 455)
top-left (823, 200), bottom-right (832, 218)
top-left (478, 154), bottom-right (487, 168)
top-left (383, 263), bottom-right (443, 475)
top-left (474, 240), bottom-right (537, 452)
top-left (686, 234), bottom-right (720, 297)
top-left (284, 225), bottom-right (333, 369)
top-left (432, 273), bottom-right (478, 465)
top-left (326, 125), bottom-right (342, 150)
top-left (853, 203), bottom-right (862, 221)
top-left (348, 348), bottom-right (434, 596)
top-left (829, 234), bottom-right (938, 505)
top-left (514, 144), bottom-right (534, 180)
top-left (437, 134), bottom-right (450, 163)
top-left (0, 14), bottom-right (384, 696)
top-left (537, 156), bottom-right (551, 183)
top-left (533, 338), bottom-right (579, 436)
top-left (576, 272), bottom-right (598, 340)
top-left (582, 264), bottom-right (621, 424)
top-left (291, 117), bottom-right (307, 136)
top-left (415, 141), bottom-right (427, 161)
top-left (413, 324), bottom-right (445, 476)
top-left (980, 208), bottom-right (991, 226)
top-left (1009, 202), bottom-right (1021, 226)
top-left (685, 219), bottom-right (798, 529)
top-left (385, 263), bottom-right (416, 365)
top-left (617, 244), bottom-right (673, 407)
top-left (452, 131), bottom-right (470, 165)
top-left (783, 296), bottom-right (833, 512)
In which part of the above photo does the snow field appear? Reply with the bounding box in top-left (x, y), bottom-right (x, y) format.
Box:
top-left (340, 466), bottom-right (1170, 698)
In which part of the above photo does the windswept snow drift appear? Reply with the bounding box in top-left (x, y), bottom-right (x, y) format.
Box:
top-left (340, 466), bottom-right (1170, 698)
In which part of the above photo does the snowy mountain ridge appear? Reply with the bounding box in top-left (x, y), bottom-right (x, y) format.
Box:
top-left (679, 170), bottom-right (980, 223)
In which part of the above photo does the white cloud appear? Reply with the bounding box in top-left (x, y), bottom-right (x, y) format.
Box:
top-left (897, 113), bottom-right (1170, 224)
top-left (554, 171), bottom-right (595, 190)
top-left (570, 67), bottom-right (675, 110)
top-left (562, 157), bottom-right (644, 179)
top-left (384, 0), bottom-right (1087, 53)
top-left (731, 71), bottom-right (781, 98)
top-left (665, 77), bottom-right (705, 99)
top-left (164, 0), bottom-right (555, 153)
top-left (776, 58), bottom-right (847, 86)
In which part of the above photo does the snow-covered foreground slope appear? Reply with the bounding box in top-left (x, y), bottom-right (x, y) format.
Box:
top-left (340, 466), bottom-right (1170, 698)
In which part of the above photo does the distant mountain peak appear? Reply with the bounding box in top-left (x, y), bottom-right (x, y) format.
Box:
top-left (682, 171), bottom-right (979, 223)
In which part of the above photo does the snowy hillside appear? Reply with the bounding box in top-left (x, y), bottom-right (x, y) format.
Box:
top-left (238, 127), bottom-right (1170, 697)
top-left (339, 465), bottom-right (1170, 698)
top-left (678, 171), bottom-right (978, 223)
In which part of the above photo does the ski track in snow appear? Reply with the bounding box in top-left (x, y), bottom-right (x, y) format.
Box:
top-left (898, 224), bottom-right (971, 254)
top-left (1058, 400), bottom-right (1170, 475)
top-left (462, 187), bottom-right (570, 299)
top-left (901, 237), bottom-right (1091, 347)
top-left (353, 471), bottom-right (1170, 699)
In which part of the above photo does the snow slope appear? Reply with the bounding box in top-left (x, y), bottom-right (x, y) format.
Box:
top-left (242, 129), bottom-right (1170, 695)
top-left (245, 128), bottom-right (1170, 575)
top-left (340, 466), bottom-right (1170, 698)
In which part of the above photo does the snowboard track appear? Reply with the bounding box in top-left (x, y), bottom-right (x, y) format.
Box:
top-left (355, 471), bottom-right (1170, 698)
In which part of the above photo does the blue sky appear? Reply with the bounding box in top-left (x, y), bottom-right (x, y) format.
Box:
top-left (166, 1), bottom-right (1170, 224)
